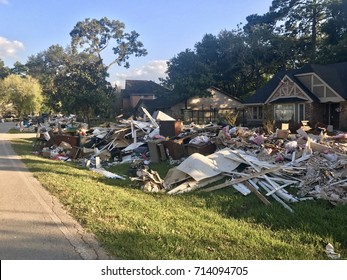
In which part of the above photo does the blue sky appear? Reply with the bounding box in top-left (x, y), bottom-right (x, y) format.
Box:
top-left (0, 0), bottom-right (272, 88)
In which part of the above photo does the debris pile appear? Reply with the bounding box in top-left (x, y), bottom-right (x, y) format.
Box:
top-left (161, 123), bottom-right (347, 208)
top-left (32, 112), bottom-right (347, 207)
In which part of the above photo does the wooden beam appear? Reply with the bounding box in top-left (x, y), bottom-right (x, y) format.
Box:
top-left (200, 166), bottom-right (282, 192)
top-left (243, 181), bottom-right (271, 205)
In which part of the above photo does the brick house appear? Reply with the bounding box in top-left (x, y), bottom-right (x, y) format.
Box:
top-left (136, 86), bottom-right (244, 124)
top-left (244, 62), bottom-right (347, 131)
top-left (121, 80), bottom-right (171, 113)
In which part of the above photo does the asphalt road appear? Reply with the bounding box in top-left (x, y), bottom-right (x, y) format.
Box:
top-left (0, 122), bottom-right (111, 260)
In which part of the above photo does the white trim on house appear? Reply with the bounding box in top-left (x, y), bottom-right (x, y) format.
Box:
top-left (295, 72), bottom-right (344, 103)
top-left (265, 75), bottom-right (314, 104)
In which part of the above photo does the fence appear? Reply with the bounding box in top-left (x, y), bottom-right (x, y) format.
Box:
top-left (182, 107), bottom-right (244, 125)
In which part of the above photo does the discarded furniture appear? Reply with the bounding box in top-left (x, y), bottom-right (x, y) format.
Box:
top-left (159, 120), bottom-right (182, 137)
top-left (148, 140), bottom-right (167, 163)
top-left (185, 142), bottom-right (216, 156)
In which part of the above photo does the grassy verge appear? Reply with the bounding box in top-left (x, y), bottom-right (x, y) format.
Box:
top-left (11, 137), bottom-right (347, 259)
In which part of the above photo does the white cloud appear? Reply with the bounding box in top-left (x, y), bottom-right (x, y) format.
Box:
top-left (0, 0), bottom-right (9, 5)
top-left (111, 60), bottom-right (168, 89)
top-left (0, 36), bottom-right (25, 58)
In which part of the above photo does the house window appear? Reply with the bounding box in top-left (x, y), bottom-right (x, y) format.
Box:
top-left (298, 103), bottom-right (305, 122)
top-left (274, 104), bottom-right (294, 121)
top-left (252, 106), bottom-right (262, 120)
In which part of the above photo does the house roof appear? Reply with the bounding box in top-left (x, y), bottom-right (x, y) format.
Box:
top-left (209, 86), bottom-right (243, 103)
top-left (245, 61), bottom-right (347, 105)
top-left (135, 86), bottom-right (242, 112)
top-left (269, 97), bottom-right (308, 104)
top-left (303, 63), bottom-right (347, 99)
top-left (122, 80), bottom-right (170, 97)
top-left (135, 93), bottom-right (185, 112)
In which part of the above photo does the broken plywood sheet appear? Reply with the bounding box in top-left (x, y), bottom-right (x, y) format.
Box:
top-left (168, 174), bottom-right (225, 195)
top-left (164, 167), bottom-right (191, 188)
top-left (141, 107), bottom-right (159, 128)
top-left (176, 153), bottom-right (220, 181)
top-left (207, 148), bottom-right (241, 173)
top-left (225, 150), bottom-right (277, 170)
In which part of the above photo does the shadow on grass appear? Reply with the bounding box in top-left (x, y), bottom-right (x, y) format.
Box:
top-left (92, 224), bottom-right (325, 260)
top-left (199, 188), bottom-right (347, 253)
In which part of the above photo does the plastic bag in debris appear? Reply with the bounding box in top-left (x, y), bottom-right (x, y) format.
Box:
top-left (285, 141), bottom-right (298, 152)
top-left (43, 131), bottom-right (50, 141)
top-left (332, 133), bottom-right (347, 139)
top-left (322, 151), bottom-right (338, 162)
top-left (189, 135), bottom-right (209, 145)
top-left (249, 134), bottom-right (266, 145)
top-left (325, 243), bottom-right (340, 259)
top-left (229, 127), bottom-right (238, 135)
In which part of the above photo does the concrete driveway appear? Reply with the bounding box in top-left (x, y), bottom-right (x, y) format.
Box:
top-left (0, 122), bottom-right (111, 259)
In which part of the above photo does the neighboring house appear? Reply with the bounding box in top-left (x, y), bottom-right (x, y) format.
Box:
top-left (135, 93), bottom-right (184, 119)
top-left (121, 80), bottom-right (171, 112)
top-left (244, 62), bottom-right (347, 130)
top-left (136, 86), bottom-right (244, 124)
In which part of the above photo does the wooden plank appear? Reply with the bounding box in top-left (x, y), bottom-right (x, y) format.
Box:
top-left (244, 181), bottom-right (271, 205)
top-left (200, 166), bottom-right (282, 192)
top-left (174, 175), bottom-right (226, 195)
top-left (258, 180), bottom-right (294, 213)
top-left (232, 183), bottom-right (251, 196)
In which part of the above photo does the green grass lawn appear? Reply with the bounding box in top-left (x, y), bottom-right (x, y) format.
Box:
top-left (10, 137), bottom-right (347, 260)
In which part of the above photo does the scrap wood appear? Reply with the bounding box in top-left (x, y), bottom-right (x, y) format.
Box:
top-left (164, 167), bottom-right (191, 189)
top-left (141, 107), bottom-right (159, 128)
top-left (265, 181), bottom-right (295, 196)
top-left (200, 166), bottom-right (282, 192)
top-left (256, 180), bottom-right (294, 213)
top-left (261, 175), bottom-right (299, 202)
top-left (168, 175), bottom-right (225, 195)
top-left (137, 168), bottom-right (164, 185)
top-left (329, 178), bottom-right (347, 187)
top-left (90, 168), bottom-right (126, 180)
top-left (243, 181), bottom-right (271, 205)
top-left (232, 183), bottom-right (251, 196)
top-left (228, 149), bottom-right (276, 172)
top-left (131, 167), bottom-right (165, 192)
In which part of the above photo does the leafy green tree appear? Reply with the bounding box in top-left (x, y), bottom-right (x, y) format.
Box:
top-left (0, 65), bottom-right (11, 113)
top-left (318, 0), bottom-right (347, 63)
top-left (163, 29), bottom-right (272, 101)
top-left (54, 53), bottom-right (112, 126)
top-left (161, 48), bottom-right (214, 105)
top-left (26, 44), bottom-right (70, 113)
top-left (1, 74), bottom-right (43, 118)
top-left (216, 29), bottom-right (253, 96)
top-left (11, 61), bottom-right (29, 77)
top-left (70, 17), bottom-right (148, 71)
top-left (245, 0), bottom-right (334, 64)
top-left (0, 59), bottom-right (10, 80)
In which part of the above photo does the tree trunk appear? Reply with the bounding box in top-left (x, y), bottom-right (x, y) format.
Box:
top-left (311, 3), bottom-right (317, 61)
